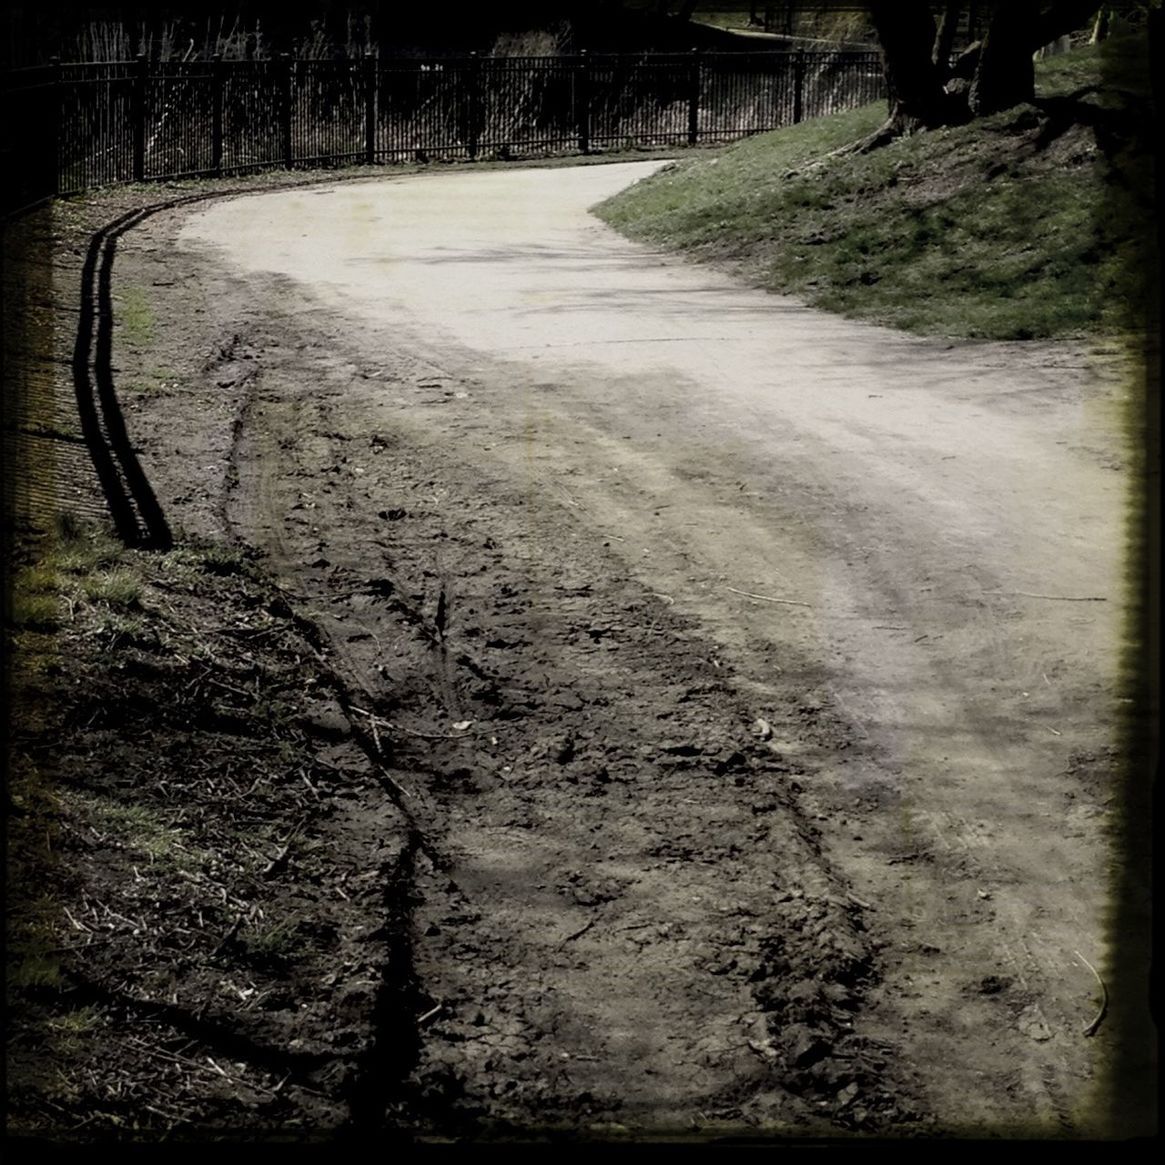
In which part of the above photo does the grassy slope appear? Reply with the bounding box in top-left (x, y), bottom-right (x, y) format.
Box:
top-left (594, 38), bottom-right (1153, 341)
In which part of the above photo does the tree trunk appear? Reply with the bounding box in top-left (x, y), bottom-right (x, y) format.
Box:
top-left (968, 0), bottom-right (1038, 116)
top-left (858, 0), bottom-right (1104, 150)
top-left (932, 1), bottom-right (961, 80)
top-left (867, 2), bottom-right (950, 138)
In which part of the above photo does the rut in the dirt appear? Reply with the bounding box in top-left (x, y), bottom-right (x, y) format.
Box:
top-left (24, 190), bottom-right (930, 1135)
top-left (342, 832), bottom-right (426, 1131)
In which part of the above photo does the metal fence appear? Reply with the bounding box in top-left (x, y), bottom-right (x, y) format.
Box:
top-left (2, 50), bottom-right (884, 216)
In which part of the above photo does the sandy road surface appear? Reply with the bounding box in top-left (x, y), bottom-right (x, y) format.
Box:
top-left (160, 162), bottom-right (1132, 1135)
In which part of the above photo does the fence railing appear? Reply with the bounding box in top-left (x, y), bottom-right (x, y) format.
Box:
top-left (2, 50), bottom-right (884, 216)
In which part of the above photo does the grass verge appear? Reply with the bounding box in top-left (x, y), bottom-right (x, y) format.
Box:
top-left (115, 285), bottom-right (154, 349)
top-left (594, 36), bottom-right (1154, 341)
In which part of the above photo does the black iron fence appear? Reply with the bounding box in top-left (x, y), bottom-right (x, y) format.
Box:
top-left (2, 50), bottom-right (884, 216)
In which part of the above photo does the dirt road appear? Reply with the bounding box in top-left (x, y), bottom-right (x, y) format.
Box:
top-left (114, 161), bottom-right (1130, 1136)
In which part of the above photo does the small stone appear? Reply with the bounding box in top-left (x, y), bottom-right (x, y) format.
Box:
top-left (747, 1037), bottom-right (779, 1063)
top-left (837, 1082), bottom-right (860, 1108)
top-left (784, 1023), bottom-right (830, 1068)
top-left (1017, 1003), bottom-right (1052, 1041)
top-left (298, 699), bottom-right (351, 740)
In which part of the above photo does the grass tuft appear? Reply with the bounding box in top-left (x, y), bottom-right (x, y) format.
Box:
top-left (238, 919), bottom-right (301, 970)
top-left (9, 592), bottom-right (61, 631)
top-left (7, 518), bottom-right (137, 628)
top-left (116, 286), bottom-right (154, 348)
top-left (80, 570), bottom-right (142, 609)
top-left (163, 540), bottom-right (250, 579)
top-left (93, 612), bottom-right (158, 649)
top-left (195, 543), bottom-right (249, 576)
top-left (55, 534), bottom-right (124, 575)
top-left (73, 794), bottom-right (203, 869)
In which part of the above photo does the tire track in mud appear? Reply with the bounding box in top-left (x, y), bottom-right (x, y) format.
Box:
top-left (203, 334), bottom-right (442, 1132)
top-left (214, 311), bottom-right (930, 1137)
top-left (35, 192), bottom-right (436, 1132)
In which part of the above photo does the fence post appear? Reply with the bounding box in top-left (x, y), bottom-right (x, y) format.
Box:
top-left (576, 50), bottom-right (590, 154)
top-left (132, 52), bottom-right (148, 181)
top-left (363, 50), bottom-right (377, 166)
top-left (211, 53), bottom-right (224, 176)
top-left (48, 56), bottom-right (62, 197)
top-left (687, 47), bottom-right (701, 145)
top-left (793, 48), bottom-right (805, 124)
top-left (279, 53), bottom-right (293, 168)
top-left (466, 51), bottom-right (480, 160)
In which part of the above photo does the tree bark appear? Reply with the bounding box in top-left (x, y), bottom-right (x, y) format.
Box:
top-left (969, 0), bottom-right (1039, 115)
top-left (932, 1), bottom-right (961, 80)
top-left (867, 2), bottom-right (950, 138)
top-left (1090, 8), bottom-right (1111, 43)
top-left (859, 0), bottom-right (1103, 150)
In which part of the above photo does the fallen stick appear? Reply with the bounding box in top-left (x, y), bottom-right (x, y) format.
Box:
top-left (390, 723), bottom-right (475, 741)
top-left (210, 916), bottom-right (243, 957)
top-left (359, 762), bottom-right (413, 800)
top-left (559, 916), bottom-right (598, 947)
top-left (47, 936), bottom-right (118, 955)
top-left (983, 590), bottom-right (1106, 602)
top-left (261, 844), bottom-right (291, 879)
top-left (350, 705), bottom-right (474, 741)
top-left (417, 1003), bottom-right (444, 1026)
top-left (349, 705), bottom-right (389, 726)
top-left (725, 586), bottom-right (811, 608)
top-left (783, 132), bottom-right (878, 176)
top-left (1074, 949), bottom-right (1108, 1037)
top-left (62, 906), bottom-right (91, 933)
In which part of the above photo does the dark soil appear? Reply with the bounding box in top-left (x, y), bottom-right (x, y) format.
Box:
top-left (9, 126), bottom-right (1146, 1138)
top-left (4, 175), bottom-right (934, 1143)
